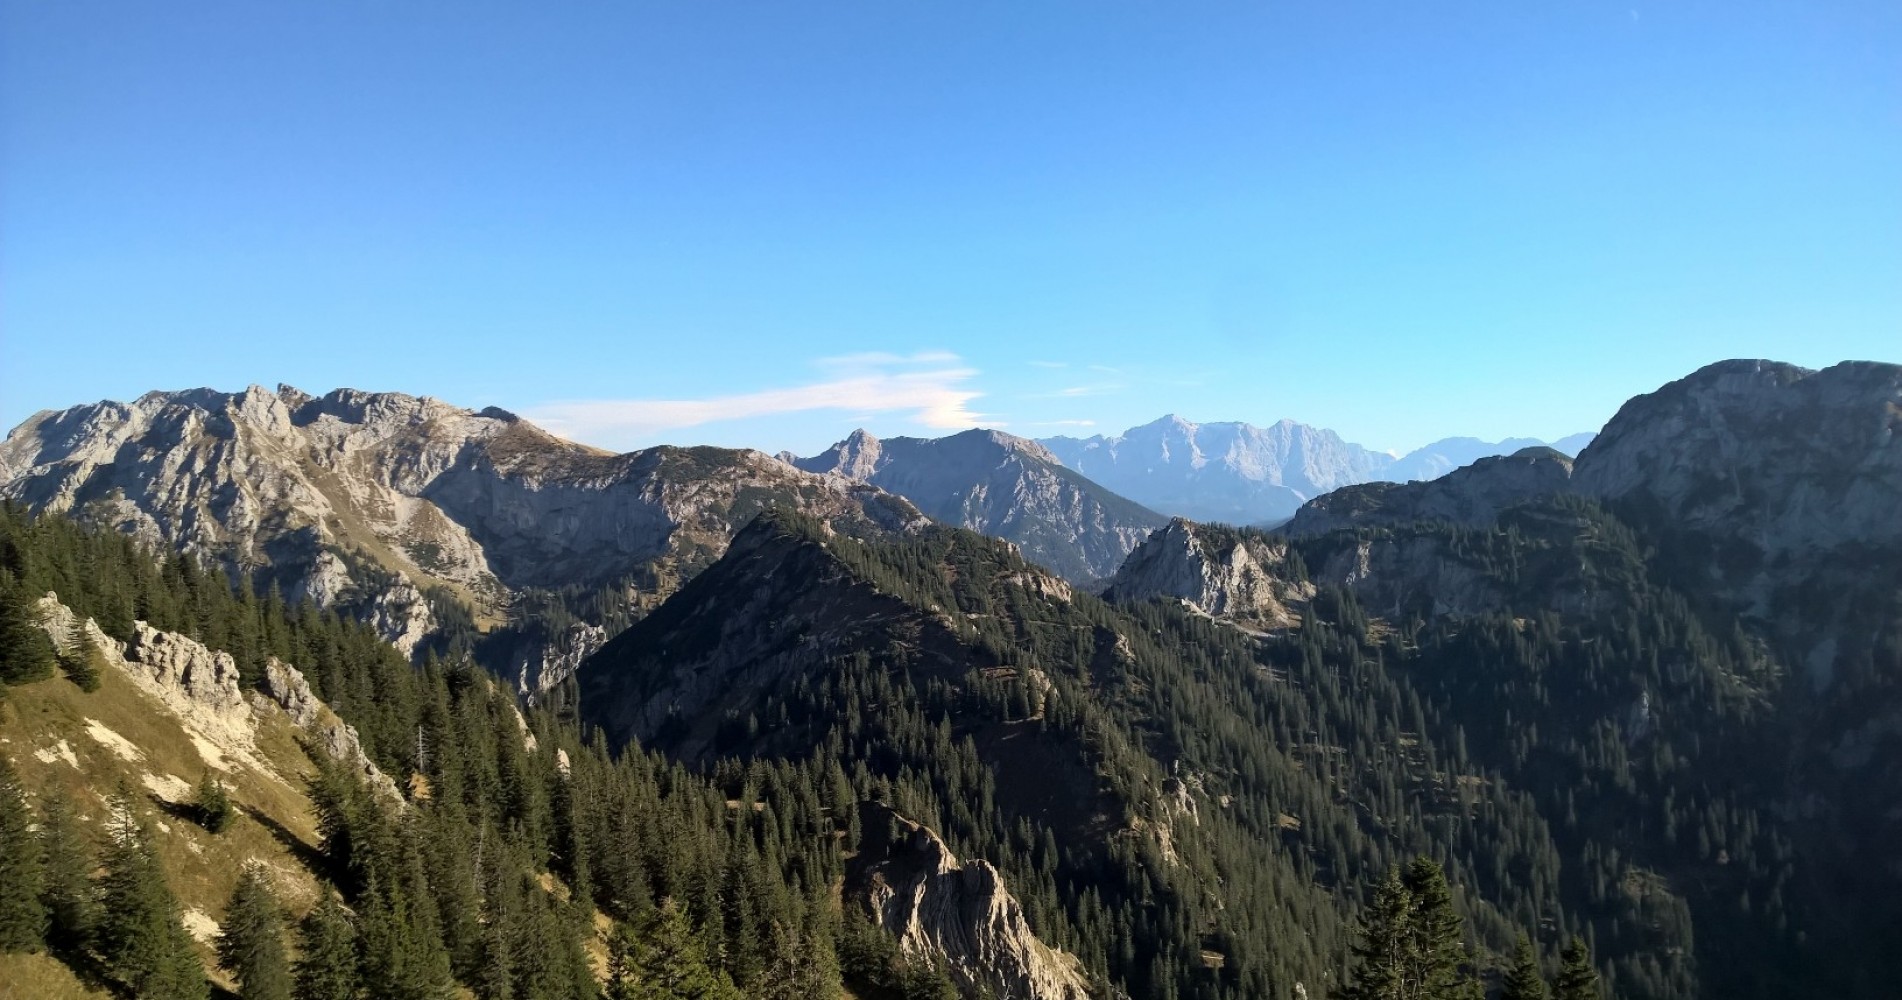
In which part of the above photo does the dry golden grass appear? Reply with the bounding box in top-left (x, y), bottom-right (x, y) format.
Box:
top-left (0, 952), bottom-right (112, 1000)
top-left (1, 666), bottom-right (329, 989)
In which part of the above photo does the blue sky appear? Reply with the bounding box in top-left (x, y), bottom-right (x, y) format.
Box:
top-left (3, 2), bottom-right (1898, 455)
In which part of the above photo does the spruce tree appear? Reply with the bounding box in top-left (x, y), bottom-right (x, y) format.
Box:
top-left (1402, 857), bottom-right (1478, 1000)
top-left (217, 864), bottom-right (293, 1000)
top-left (37, 787), bottom-right (96, 952)
top-left (196, 773), bottom-right (234, 833)
top-left (0, 585), bottom-right (54, 686)
top-left (621, 899), bottom-right (743, 1000)
top-left (60, 617), bottom-right (102, 692)
top-left (356, 877), bottom-right (455, 1000)
top-left (1501, 934), bottom-right (1548, 1000)
top-left (293, 890), bottom-right (360, 1000)
top-left (1553, 937), bottom-right (1600, 1000)
top-left (96, 796), bottom-right (209, 1000)
top-left (0, 755), bottom-right (47, 952)
top-left (1342, 866), bottom-right (1414, 1000)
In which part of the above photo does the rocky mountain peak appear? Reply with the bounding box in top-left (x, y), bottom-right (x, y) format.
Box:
top-left (788, 427), bottom-right (1163, 581)
top-left (1572, 359), bottom-right (1902, 555)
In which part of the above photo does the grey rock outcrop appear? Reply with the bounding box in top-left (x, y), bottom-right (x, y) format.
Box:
top-left (1284, 447), bottom-right (1576, 537)
top-left (30, 592), bottom-right (400, 800)
top-left (504, 620), bottom-right (609, 697)
top-left (33, 594), bottom-right (255, 753)
top-left (1104, 519), bottom-right (1313, 629)
top-left (849, 802), bottom-right (1092, 1000)
top-left (791, 427), bottom-right (1164, 582)
top-left (260, 658), bottom-right (404, 804)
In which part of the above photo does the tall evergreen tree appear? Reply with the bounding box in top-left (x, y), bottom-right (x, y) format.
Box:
top-left (196, 772), bottom-right (234, 833)
top-left (0, 755), bottom-right (47, 952)
top-left (60, 617), bottom-right (102, 692)
top-left (1552, 937), bottom-right (1600, 1000)
top-left (217, 864), bottom-right (293, 1000)
top-left (355, 877), bottom-right (455, 1000)
top-left (615, 899), bottom-right (743, 1000)
top-left (1342, 866), bottom-right (1414, 1000)
top-left (293, 890), bottom-right (360, 1000)
top-left (95, 796), bottom-right (209, 1000)
top-left (1401, 857), bottom-right (1479, 1000)
top-left (0, 584), bottom-right (54, 687)
top-left (1501, 935), bottom-right (1548, 1000)
top-left (37, 787), bottom-right (95, 952)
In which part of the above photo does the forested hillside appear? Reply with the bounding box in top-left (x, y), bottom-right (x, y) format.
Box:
top-left (0, 506), bottom-right (968, 1000)
top-left (579, 495), bottom-right (1899, 1000)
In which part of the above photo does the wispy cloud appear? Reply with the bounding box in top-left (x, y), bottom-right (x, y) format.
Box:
top-left (525, 351), bottom-right (986, 448)
top-left (1024, 382), bottom-right (1126, 400)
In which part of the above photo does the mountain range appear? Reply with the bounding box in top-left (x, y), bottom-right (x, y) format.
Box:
top-left (2, 359), bottom-right (1899, 1000)
top-left (1038, 416), bottom-right (1593, 525)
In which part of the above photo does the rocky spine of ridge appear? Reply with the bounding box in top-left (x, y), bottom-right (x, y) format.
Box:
top-left (32, 592), bottom-right (402, 803)
top-left (1103, 518), bottom-right (1314, 629)
top-left (789, 427), bottom-right (1165, 582)
top-left (0, 385), bottom-right (925, 654)
top-left (1283, 446), bottom-right (1576, 537)
top-left (849, 802), bottom-right (1094, 1000)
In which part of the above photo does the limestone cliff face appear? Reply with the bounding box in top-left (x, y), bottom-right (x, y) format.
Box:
top-left (849, 803), bottom-right (1093, 1000)
top-left (1284, 447), bottom-right (1575, 538)
top-left (0, 385), bottom-right (923, 652)
top-left (31, 592), bottom-right (401, 801)
top-left (791, 428), bottom-right (1165, 583)
top-left (1103, 518), bottom-right (1314, 629)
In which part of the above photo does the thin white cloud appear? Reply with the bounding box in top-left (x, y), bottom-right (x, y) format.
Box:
top-left (526, 352), bottom-right (986, 448)
top-left (1024, 382), bottom-right (1126, 399)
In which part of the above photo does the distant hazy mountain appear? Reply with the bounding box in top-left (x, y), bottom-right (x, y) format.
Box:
top-left (1037, 417), bottom-right (1592, 525)
top-left (1038, 416), bottom-right (1393, 525)
top-left (786, 427), bottom-right (1166, 581)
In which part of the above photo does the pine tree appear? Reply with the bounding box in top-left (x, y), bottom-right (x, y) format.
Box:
top-left (38, 787), bottom-right (96, 952)
top-left (356, 877), bottom-right (455, 1000)
top-left (0, 585), bottom-right (54, 686)
top-left (617, 898), bottom-right (744, 1000)
top-left (1342, 866), bottom-right (1414, 1000)
top-left (196, 772), bottom-right (234, 833)
top-left (60, 617), bottom-right (102, 692)
top-left (1501, 934), bottom-right (1548, 1000)
top-left (1553, 937), bottom-right (1600, 1000)
top-left (0, 755), bottom-right (47, 952)
top-left (1402, 857), bottom-right (1478, 1000)
top-left (293, 890), bottom-right (360, 1000)
top-left (218, 864), bottom-right (293, 1000)
top-left (96, 796), bottom-right (209, 1000)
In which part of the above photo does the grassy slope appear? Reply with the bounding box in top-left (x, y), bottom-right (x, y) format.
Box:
top-left (0, 666), bottom-right (325, 994)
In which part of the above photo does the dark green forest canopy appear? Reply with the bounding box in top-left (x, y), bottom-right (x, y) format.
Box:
top-left (5, 489), bottom-right (1900, 1000)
